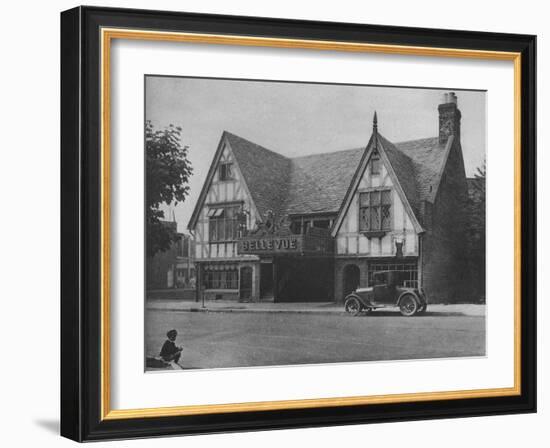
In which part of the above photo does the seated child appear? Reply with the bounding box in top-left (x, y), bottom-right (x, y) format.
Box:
top-left (160, 329), bottom-right (183, 366)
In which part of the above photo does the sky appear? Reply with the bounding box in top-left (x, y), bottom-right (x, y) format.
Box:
top-left (145, 76), bottom-right (486, 233)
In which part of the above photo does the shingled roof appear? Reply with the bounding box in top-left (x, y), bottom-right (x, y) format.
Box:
top-left (283, 148), bottom-right (364, 215)
top-left (394, 137), bottom-right (450, 204)
top-left (378, 134), bottom-right (422, 221)
top-left (221, 131), bottom-right (450, 224)
top-left (224, 132), bottom-right (291, 217)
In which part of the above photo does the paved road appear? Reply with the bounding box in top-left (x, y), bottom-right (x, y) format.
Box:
top-left (145, 310), bottom-right (485, 370)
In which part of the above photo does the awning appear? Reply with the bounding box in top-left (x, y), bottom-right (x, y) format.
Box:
top-left (207, 208), bottom-right (225, 217)
top-left (203, 263), bottom-right (238, 271)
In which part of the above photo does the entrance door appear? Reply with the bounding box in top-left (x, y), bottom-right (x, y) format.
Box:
top-left (343, 264), bottom-right (360, 297)
top-left (260, 263), bottom-right (274, 300)
top-left (239, 266), bottom-right (253, 301)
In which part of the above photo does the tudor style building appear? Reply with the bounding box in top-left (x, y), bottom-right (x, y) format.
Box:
top-left (188, 92), bottom-right (471, 303)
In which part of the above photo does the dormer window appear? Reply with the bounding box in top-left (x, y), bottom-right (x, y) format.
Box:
top-left (219, 163), bottom-right (233, 181)
top-left (371, 153), bottom-right (381, 175)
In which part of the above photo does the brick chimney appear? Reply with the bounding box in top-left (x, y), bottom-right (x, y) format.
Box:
top-left (438, 92), bottom-right (461, 145)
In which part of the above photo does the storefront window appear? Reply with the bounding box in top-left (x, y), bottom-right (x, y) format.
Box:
top-left (368, 262), bottom-right (417, 286)
top-left (203, 267), bottom-right (239, 289)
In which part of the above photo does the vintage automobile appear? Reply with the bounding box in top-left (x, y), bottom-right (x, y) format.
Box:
top-left (344, 270), bottom-right (428, 317)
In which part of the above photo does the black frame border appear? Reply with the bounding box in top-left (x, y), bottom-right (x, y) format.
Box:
top-left (61, 6), bottom-right (536, 442)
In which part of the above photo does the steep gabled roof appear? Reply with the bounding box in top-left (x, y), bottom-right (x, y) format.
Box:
top-left (332, 132), bottom-right (425, 236)
top-left (378, 134), bottom-right (422, 221)
top-left (224, 133), bottom-right (365, 217)
top-left (283, 148), bottom-right (364, 215)
top-left (188, 129), bottom-right (454, 231)
top-left (224, 132), bottom-right (291, 218)
top-left (394, 136), bottom-right (451, 204)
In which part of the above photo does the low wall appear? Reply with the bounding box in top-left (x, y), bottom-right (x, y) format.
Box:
top-left (201, 290), bottom-right (240, 301)
top-left (147, 289), bottom-right (197, 301)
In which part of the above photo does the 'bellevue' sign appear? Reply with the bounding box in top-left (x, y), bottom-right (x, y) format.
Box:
top-left (238, 236), bottom-right (300, 254)
top-left (237, 230), bottom-right (334, 255)
top-left (237, 210), bottom-right (333, 255)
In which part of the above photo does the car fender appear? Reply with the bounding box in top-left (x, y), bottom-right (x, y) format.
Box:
top-left (396, 291), bottom-right (421, 307)
top-left (344, 293), bottom-right (371, 308)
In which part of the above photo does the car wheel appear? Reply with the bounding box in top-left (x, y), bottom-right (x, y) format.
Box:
top-left (399, 295), bottom-right (418, 316)
top-left (344, 297), bottom-right (362, 316)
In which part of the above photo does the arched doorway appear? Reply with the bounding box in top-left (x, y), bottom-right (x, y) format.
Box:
top-left (343, 264), bottom-right (360, 297)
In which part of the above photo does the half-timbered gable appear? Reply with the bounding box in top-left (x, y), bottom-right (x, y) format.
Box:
top-left (333, 135), bottom-right (420, 259)
top-left (189, 133), bottom-right (262, 261)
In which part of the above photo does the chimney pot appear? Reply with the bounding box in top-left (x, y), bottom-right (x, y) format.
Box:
top-left (438, 92), bottom-right (461, 144)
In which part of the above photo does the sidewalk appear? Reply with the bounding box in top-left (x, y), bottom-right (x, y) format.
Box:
top-left (146, 299), bottom-right (485, 317)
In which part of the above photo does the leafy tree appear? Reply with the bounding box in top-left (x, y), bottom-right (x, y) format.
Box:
top-left (472, 159), bottom-right (486, 195)
top-left (146, 121), bottom-right (193, 258)
top-left (469, 159), bottom-right (486, 241)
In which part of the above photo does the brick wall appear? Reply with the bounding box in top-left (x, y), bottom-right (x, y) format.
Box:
top-left (465, 178), bottom-right (486, 302)
top-left (147, 289), bottom-right (197, 300)
top-left (421, 142), bottom-right (470, 303)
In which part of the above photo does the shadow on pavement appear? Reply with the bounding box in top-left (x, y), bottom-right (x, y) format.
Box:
top-left (358, 311), bottom-right (472, 317)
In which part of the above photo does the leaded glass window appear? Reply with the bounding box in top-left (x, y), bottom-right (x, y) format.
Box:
top-left (381, 190), bottom-right (392, 229)
top-left (208, 205), bottom-right (241, 242)
top-left (359, 189), bottom-right (392, 232)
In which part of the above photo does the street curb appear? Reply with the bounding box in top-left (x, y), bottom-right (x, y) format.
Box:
top-left (147, 307), bottom-right (346, 315)
top-left (146, 306), bottom-right (485, 317)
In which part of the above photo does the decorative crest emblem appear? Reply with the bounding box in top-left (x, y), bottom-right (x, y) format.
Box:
top-left (250, 210), bottom-right (292, 236)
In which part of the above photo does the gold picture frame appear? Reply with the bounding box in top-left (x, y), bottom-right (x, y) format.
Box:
top-left (61, 6), bottom-right (536, 441)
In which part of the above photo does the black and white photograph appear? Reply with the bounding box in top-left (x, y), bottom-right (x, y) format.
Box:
top-left (144, 77), bottom-right (487, 371)
top-left (1, 0), bottom-right (542, 444)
